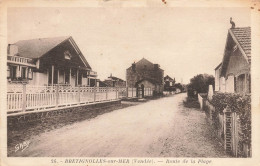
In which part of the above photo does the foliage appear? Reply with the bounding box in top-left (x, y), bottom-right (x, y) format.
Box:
top-left (174, 83), bottom-right (185, 92)
top-left (187, 74), bottom-right (214, 98)
top-left (183, 97), bottom-right (200, 109)
top-left (211, 92), bottom-right (251, 152)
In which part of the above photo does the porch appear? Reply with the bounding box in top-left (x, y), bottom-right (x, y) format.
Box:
top-left (44, 64), bottom-right (97, 87)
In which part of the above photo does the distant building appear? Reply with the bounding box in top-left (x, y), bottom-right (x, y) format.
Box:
top-left (7, 36), bottom-right (97, 87)
top-left (215, 27), bottom-right (251, 94)
top-left (103, 74), bottom-right (126, 87)
top-left (126, 58), bottom-right (164, 94)
top-left (164, 75), bottom-right (175, 91)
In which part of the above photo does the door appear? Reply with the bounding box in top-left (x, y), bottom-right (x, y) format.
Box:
top-left (141, 84), bottom-right (144, 98)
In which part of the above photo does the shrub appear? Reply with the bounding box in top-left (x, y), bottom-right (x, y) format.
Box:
top-left (211, 92), bottom-right (251, 154)
top-left (183, 97), bottom-right (200, 109)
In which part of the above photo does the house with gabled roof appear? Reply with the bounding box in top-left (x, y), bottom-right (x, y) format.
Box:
top-left (215, 27), bottom-right (251, 94)
top-left (126, 58), bottom-right (164, 94)
top-left (164, 75), bottom-right (175, 91)
top-left (7, 36), bottom-right (97, 87)
top-left (103, 74), bottom-right (126, 87)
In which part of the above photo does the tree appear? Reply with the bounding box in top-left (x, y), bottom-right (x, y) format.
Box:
top-left (187, 74), bottom-right (215, 98)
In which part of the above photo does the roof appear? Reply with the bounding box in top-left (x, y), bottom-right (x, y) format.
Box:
top-left (220, 27), bottom-right (251, 76)
top-left (107, 75), bottom-right (125, 82)
top-left (10, 36), bottom-right (92, 69)
top-left (98, 80), bottom-right (109, 87)
top-left (12, 36), bottom-right (70, 59)
top-left (127, 58), bottom-right (163, 71)
top-left (230, 27), bottom-right (251, 63)
top-left (214, 63), bottom-right (222, 70)
top-left (164, 75), bottom-right (174, 81)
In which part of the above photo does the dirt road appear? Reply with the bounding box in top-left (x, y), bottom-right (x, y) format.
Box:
top-left (13, 93), bottom-right (228, 157)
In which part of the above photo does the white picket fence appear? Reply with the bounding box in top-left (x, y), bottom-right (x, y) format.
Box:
top-left (7, 85), bottom-right (152, 114)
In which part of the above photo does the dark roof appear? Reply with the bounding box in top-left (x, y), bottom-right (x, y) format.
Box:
top-left (98, 80), bottom-right (109, 87)
top-left (164, 75), bottom-right (174, 81)
top-left (108, 76), bottom-right (125, 82)
top-left (127, 58), bottom-right (163, 71)
top-left (13, 36), bottom-right (70, 59)
top-left (230, 27), bottom-right (251, 63)
top-left (10, 36), bottom-right (92, 69)
top-left (214, 63), bottom-right (222, 70)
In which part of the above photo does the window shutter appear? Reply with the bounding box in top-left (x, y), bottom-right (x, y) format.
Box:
top-left (7, 66), bottom-right (10, 78)
top-left (28, 68), bottom-right (33, 79)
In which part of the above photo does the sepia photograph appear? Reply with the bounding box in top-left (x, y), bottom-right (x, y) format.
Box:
top-left (1, 0), bottom-right (260, 165)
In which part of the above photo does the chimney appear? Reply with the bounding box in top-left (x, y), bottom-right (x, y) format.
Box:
top-left (7, 44), bottom-right (18, 56)
top-left (154, 64), bottom-right (159, 70)
top-left (132, 62), bottom-right (136, 71)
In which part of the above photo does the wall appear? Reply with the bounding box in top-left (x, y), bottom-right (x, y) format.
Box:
top-left (215, 68), bottom-right (220, 91)
top-left (226, 75), bottom-right (234, 93)
top-left (225, 50), bottom-right (249, 78)
top-left (136, 80), bottom-right (155, 89)
top-left (82, 77), bottom-right (88, 86)
top-left (225, 50), bottom-right (250, 93)
top-left (126, 67), bottom-right (164, 92)
top-left (220, 77), bottom-right (226, 92)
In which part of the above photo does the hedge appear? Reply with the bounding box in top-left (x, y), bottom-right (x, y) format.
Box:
top-left (211, 92), bottom-right (251, 151)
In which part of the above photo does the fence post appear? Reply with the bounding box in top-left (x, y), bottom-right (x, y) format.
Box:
top-left (55, 85), bottom-right (59, 107)
top-left (94, 86), bottom-right (96, 102)
top-left (223, 110), bottom-right (226, 150)
top-left (22, 83), bottom-right (26, 112)
top-left (126, 87), bottom-right (128, 98)
top-left (132, 87), bottom-right (133, 97)
top-left (233, 112), bottom-right (237, 157)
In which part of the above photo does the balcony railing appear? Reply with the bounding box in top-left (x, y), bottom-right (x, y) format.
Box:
top-left (7, 55), bottom-right (36, 67)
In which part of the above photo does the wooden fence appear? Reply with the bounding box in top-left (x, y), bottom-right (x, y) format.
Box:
top-left (7, 85), bottom-right (153, 115)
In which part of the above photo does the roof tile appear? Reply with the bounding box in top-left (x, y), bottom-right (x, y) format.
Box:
top-left (230, 27), bottom-right (251, 60)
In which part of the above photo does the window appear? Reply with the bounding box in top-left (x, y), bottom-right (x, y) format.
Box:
top-left (64, 50), bottom-right (72, 60)
top-left (9, 65), bottom-right (17, 80)
top-left (236, 74), bottom-right (245, 94)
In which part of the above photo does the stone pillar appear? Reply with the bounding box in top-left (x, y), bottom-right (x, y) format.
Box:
top-left (208, 85), bottom-right (214, 101)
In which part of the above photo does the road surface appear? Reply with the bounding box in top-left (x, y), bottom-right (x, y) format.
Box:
top-left (14, 93), bottom-right (228, 157)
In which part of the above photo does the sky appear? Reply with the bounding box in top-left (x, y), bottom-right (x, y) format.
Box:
top-left (7, 7), bottom-right (250, 84)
